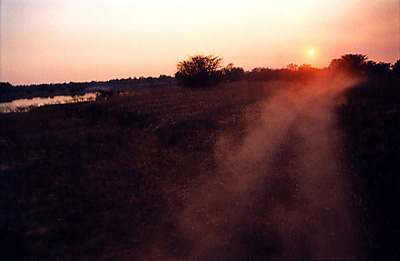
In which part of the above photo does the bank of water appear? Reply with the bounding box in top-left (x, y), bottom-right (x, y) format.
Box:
top-left (0, 93), bottom-right (98, 113)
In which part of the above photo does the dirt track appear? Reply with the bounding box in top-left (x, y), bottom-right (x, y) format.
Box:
top-left (145, 76), bottom-right (366, 260)
top-left (0, 78), bottom-right (369, 260)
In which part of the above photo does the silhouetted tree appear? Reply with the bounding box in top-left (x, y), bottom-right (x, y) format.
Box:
top-left (245, 68), bottom-right (277, 82)
top-left (296, 64), bottom-right (318, 81)
top-left (329, 54), bottom-right (368, 74)
top-left (175, 55), bottom-right (223, 87)
top-left (223, 63), bottom-right (245, 82)
top-left (392, 59), bottom-right (400, 77)
top-left (370, 62), bottom-right (391, 77)
top-left (0, 82), bottom-right (13, 94)
top-left (286, 63), bottom-right (299, 71)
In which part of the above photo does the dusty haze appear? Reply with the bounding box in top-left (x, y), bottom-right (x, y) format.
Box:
top-left (140, 74), bottom-right (366, 260)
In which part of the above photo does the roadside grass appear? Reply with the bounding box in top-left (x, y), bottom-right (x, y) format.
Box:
top-left (339, 77), bottom-right (400, 260)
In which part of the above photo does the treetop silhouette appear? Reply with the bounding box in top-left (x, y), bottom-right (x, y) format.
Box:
top-left (175, 55), bottom-right (223, 87)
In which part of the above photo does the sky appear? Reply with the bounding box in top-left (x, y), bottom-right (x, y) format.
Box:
top-left (1, 0), bottom-right (399, 85)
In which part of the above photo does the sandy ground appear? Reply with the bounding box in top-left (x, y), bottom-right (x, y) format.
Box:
top-left (142, 76), bottom-right (366, 260)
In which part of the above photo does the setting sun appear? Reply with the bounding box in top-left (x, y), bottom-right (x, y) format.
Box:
top-left (0, 0), bottom-right (398, 85)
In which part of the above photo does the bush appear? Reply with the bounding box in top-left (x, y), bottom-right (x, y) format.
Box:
top-left (175, 55), bottom-right (223, 87)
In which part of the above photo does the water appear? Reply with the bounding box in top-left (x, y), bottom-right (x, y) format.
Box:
top-left (0, 93), bottom-right (98, 113)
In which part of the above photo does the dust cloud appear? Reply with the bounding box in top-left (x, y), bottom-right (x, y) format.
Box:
top-left (148, 74), bottom-right (366, 260)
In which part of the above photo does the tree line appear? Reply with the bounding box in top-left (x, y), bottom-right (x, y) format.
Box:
top-left (0, 76), bottom-right (176, 103)
top-left (1, 53), bottom-right (399, 99)
top-left (175, 54), bottom-right (400, 87)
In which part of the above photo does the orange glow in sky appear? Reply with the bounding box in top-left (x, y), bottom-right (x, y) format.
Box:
top-left (1, 0), bottom-right (399, 85)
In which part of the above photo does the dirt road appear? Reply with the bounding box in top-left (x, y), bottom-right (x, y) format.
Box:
top-left (145, 76), bottom-right (366, 260)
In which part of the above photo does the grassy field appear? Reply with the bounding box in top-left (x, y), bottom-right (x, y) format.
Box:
top-left (0, 81), bottom-right (277, 259)
top-left (1, 77), bottom-right (399, 259)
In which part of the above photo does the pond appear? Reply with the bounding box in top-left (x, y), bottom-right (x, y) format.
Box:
top-left (0, 93), bottom-right (99, 113)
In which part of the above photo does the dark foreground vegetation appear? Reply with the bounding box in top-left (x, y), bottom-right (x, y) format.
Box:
top-left (339, 77), bottom-right (400, 259)
top-left (0, 82), bottom-right (275, 259)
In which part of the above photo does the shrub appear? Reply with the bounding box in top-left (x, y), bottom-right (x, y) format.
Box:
top-left (175, 55), bottom-right (223, 87)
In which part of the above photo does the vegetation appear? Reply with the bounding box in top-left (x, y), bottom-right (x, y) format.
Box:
top-left (174, 54), bottom-right (321, 87)
top-left (0, 76), bottom-right (176, 103)
top-left (332, 54), bottom-right (400, 259)
top-left (329, 54), bottom-right (400, 79)
top-left (175, 55), bottom-right (223, 87)
top-left (3, 53), bottom-right (398, 103)
top-left (0, 81), bottom-right (274, 259)
top-left (222, 63), bottom-right (245, 82)
top-left (329, 54), bottom-right (368, 73)
top-left (339, 76), bottom-right (400, 259)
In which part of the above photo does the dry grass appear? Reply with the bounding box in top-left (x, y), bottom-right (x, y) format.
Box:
top-left (0, 82), bottom-right (277, 259)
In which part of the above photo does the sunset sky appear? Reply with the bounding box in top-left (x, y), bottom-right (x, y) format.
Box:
top-left (1, 0), bottom-right (399, 85)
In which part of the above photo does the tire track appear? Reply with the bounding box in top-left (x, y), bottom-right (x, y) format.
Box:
top-left (145, 75), bottom-right (365, 260)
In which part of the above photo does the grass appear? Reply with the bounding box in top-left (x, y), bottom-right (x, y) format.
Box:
top-left (0, 81), bottom-right (277, 259)
top-left (3, 76), bottom-right (399, 259)
top-left (338, 77), bottom-right (400, 260)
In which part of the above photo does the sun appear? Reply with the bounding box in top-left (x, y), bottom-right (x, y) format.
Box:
top-left (308, 50), bottom-right (315, 56)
